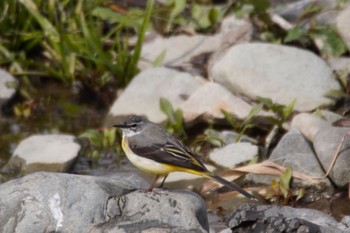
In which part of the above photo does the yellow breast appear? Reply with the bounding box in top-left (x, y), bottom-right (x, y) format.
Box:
top-left (121, 136), bottom-right (170, 175)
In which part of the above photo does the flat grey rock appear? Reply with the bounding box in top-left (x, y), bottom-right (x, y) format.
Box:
top-left (209, 142), bottom-right (258, 169)
top-left (211, 43), bottom-right (339, 111)
top-left (313, 126), bottom-right (350, 187)
top-left (0, 172), bottom-right (147, 233)
top-left (90, 190), bottom-right (208, 233)
top-left (228, 203), bottom-right (349, 233)
top-left (9, 134), bottom-right (81, 173)
top-left (106, 67), bottom-right (205, 124)
top-left (247, 129), bottom-right (331, 187)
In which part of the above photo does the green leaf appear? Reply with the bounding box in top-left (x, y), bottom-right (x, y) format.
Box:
top-left (282, 99), bottom-right (296, 120)
top-left (242, 104), bottom-right (262, 126)
top-left (152, 50), bottom-right (167, 67)
top-left (310, 26), bottom-right (347, 57)
top-left (337, 68), bottom-right (349, 90)
top-left (279, 167), bottom-right (292, 198)
top-left (91, 7), bottom-right (124, 24)
top-left (221, 109), bottom-right (239, 129)
top-left (208, 7), bottom-right (219, 25)
top-left (324, 89), bottom-right (345, 99)
top-left (160, 97), bottom-right (174, 119)
top-left (20, 0), bottom-right (59, 44)
top-left (284, 27), bottom-right (304, 42)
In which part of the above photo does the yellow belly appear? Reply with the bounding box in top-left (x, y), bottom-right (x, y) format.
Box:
top-left (122, 137), bottom-right (170, 175)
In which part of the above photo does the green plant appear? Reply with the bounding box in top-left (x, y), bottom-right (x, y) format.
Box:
top-left (221, 104), bottom-right (263, 142)
top-left (270, 167), bottom-right (304, 204)
top-left (258, 98), bottom-right (296, 127)
top-left (191, 128), bottom-right (224, 154)
top-left (78, 127), bottom-right (119, 160)
top-left (0, 0), bottom-right (154, 88)
top-left (159, 97), bottom-right (186, 138)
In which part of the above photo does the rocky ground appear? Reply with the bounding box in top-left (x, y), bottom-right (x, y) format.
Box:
top-left (1, 0), bottom-right (350, 232)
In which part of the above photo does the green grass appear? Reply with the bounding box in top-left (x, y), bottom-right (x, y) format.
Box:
top-left (0, 0), bottom-right (154, 88)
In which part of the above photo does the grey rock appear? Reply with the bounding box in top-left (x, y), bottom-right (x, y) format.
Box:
top-left (272, 0), bottom-right (338, 23)
top-left (218, 130), bottom-right (257, 145)
top-left (247, 129), bottom-right (330, 187)
top-left (291, 113), bottom-right (330, 142)
top-left (337, 5), bottom-right (350, 51)
top-left (106, 67), bottom-right (205, 124)
top-left (211, 43), bottom-right (340, 111)
top-left (209, 142), bottom-right (258, 169)
top-left (228, 203), bottom-right (349, 233)
top-left (8, 134), bottom-right (81, 173)
top-left (219, 16), bottom-right (253, 46)
top-left (328, 57), bottom-right (350, 73)
top-left (313, 126), bottom-right (350, 187)
top-left (90, 190), bottom-right (208, 233)
top-left (180, 82), bottom-right (265, 123)
top-left (0, 172), bottom-right (148, 233)
top-left (0, 69), bottom-right (17, 110)
top-left (139, 34), bottom-right (221, 69)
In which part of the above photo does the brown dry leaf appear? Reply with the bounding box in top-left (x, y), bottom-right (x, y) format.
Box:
top-left (200, 161), bottom-right (323, 195)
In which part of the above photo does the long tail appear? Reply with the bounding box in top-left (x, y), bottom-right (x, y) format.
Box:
top-left (209, 174), bottom-right (257, 200)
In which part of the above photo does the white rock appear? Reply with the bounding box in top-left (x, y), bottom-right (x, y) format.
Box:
top-left (0, 69), bottom-right (17, 108)
top-left (10, 135), bottom-right (81, 173)
top-left (327, 57), bottom-right (350, 73)
top-left (337, 5), bottom-right (350, 51)
top-left (139, 34), bottom-right (221, 69)
top-left (180, 82), bottom-right (260, 122)
top-left (211, 43), bottom-right (340, 111)
top-left (107, 67), bottom-right (205, 124)
top-left (209, 142), bottom-right (258, 168)
top-left (291, 113), bottom-right (330, 142)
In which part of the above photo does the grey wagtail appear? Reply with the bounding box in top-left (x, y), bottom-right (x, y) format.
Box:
top-left (114, 115), bottom-right (256, 200)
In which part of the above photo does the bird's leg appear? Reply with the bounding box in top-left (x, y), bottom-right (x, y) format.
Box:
top-left (158, 174), bottom-right (168, 188)
top-left (148, 175), bottom-right (159, 191)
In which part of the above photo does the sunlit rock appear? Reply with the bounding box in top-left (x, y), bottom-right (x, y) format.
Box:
top-left (9, 134), bottom-right (81, 173)
top-left (211, 43), bottom-right (340, 111)
top-left (180, 82), bottom-right (266, 122)
top-left (209, 142), bottom-right (258, 169)
top-left (106, 67), bottom-right (205, 125)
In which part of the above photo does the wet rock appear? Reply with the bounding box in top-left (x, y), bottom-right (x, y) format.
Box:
top-left (106, 67), bottom-right (205, 124)
top-left (211, 43), bottom-right (340, 111)
top-left (0, 172), bottom-right (148, 233)
top-left (90, 190), bottom-right (208, 233)
top-left (228, 203), bottom-right (349, 233)
top-left (247, 129), bottom-right (331, 187)
top-left (180, 82), bottom-right (262, 123)
top-left (209, 142), bottom-right (258, 169)
top-left (0, 69), bottom-right (17, 110)
top-left (337, 5), bottom-right (350, 51)
top-left (8, 134), bottom-right (81, 173)
top-left (313, 126), bottom-right (350, 187)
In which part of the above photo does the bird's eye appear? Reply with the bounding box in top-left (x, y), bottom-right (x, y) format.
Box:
top-left (130, 123), bottom-right (137, 128)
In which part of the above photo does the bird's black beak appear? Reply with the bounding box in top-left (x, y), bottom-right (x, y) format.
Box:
top-left (113, 124), bottom-right (127, 128)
